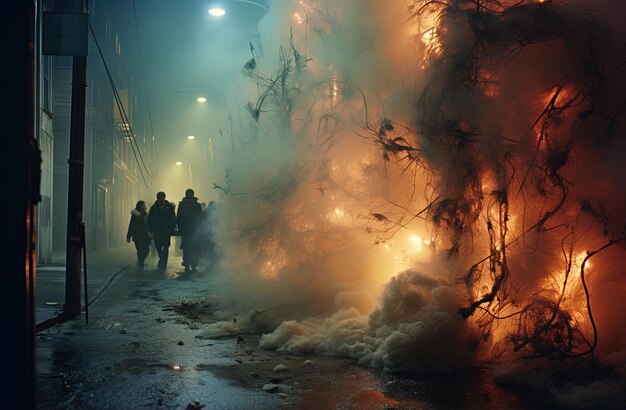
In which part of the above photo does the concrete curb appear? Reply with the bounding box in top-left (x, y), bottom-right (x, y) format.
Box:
top-left (35, 265), bottom-right (129, 333)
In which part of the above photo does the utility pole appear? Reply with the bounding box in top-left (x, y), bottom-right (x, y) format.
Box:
top-left (62, 0), bottom-right (89, 317)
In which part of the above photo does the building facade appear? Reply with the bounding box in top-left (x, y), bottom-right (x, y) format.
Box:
top-left (36, 0), bottom-right (155, 262)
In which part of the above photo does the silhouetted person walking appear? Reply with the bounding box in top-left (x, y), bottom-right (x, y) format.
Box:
top-left (126, 200), bottom-right (151, 269)
top-left (148, 191), bottom-right (177, 270)
top-left (177, 188), bottom-right (203, 272)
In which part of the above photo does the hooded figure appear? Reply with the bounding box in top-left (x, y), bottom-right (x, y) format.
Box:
top-left (176, 188), bottom-right (203, 272)
top-left (148, 191), bottom-right (176, 270)
top-left (126, 200), bottom-right (151, 269)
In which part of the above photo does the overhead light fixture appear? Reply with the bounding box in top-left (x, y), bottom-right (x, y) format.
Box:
top-left (176, 161), bottom-right (183, 166)
top-left (208, 8), bottom-right (226, 16)
top-left (187, 135), bottom-right (195, 140)
top-left (196, 97), bottom-right (207, 103)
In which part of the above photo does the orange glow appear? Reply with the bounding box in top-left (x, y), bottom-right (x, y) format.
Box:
top-left (260, 239), bottom-right (288, 280)
top-left (542, 86), bottom-right (574, 110)
top-left (481, 175), bottom-right (496, 194)
top-left (262, 256), bottom-right (287, 281)
top-left (293, 0), bottom-right (315, 28)
top-left (294, 11), bottom-right (304, 25)
top-left (575, 251), bottom-right (591, 270)
top-left (478, 71), bottom-right (500, 98)
top-left (328, 208), bottom-right (346, 226)
top-left (531, 86), bottom-right (575, 147)
top-left (407, 234), bottom-right (423, 254)
top-left (544, 250), bottom-right (592, 300)
top-left (406, 2), bottom-right (444, 62)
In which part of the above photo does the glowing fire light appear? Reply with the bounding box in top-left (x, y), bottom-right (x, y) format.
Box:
top-left (542, 86), bottom-right (574, 110)
top-left (328, 207), bottom-right (346, 226)
top-left (477, 70), bottom-right (500, 98)
top-left (261, 242), bottom-right (288, 281)
top-left (545, 251), bottom-right (593, 297)
top-left (534, 86), bottom-right (575, 147)
top-left (407, 4), bottom-right (444, 62)
top-left (575, 251), bottom-right (591, 269)
top-left (262, 260), bottom-right (283, 281)
top-left (294, 11), bottom-right (304, 25)
top-left (407, 234), bottom-right (423, 254)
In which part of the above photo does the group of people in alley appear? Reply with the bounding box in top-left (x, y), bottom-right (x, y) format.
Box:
top-left (126, 189), bottom-right (218, 272)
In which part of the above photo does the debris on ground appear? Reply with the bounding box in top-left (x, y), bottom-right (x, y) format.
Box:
top-left (273, 364), bottom-right (288, 372)
top-left (186, 400), bottom-right (205, 409)
top-left (263, 383), bottom-right (280, 393)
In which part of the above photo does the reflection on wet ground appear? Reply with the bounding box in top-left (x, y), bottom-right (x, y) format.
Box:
top-left (296, 364), bottom-right (534, 410)
top-left (34, 257), bottom-right (547, 410)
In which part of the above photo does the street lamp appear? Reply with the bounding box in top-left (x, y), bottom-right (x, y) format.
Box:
top-left (208, 7), bottom-right (226, 16)
top-left (208, 0), bottom-right (269, 16)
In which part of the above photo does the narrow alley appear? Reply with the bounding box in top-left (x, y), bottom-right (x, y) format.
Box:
top-left (34, 247), bottom-right (536, 409)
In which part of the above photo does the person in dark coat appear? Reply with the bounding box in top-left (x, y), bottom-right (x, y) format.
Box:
top-left (126, 200), bottom-right (151, 269)
top-left (148, 191), bottom-right (177, 270)
top-left (177, 188), bottom-right (203, 272)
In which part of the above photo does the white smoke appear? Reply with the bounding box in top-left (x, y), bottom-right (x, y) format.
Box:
top-left (200, 5), bottom-right (626, 405)
top-left (258, 269), bottom-right (482, 373)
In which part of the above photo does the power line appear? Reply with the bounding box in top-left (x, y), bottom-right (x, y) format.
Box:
top-left (131, 0), bottom-right (161, 173)
top-left (88, 22), bottom-right (156, 188)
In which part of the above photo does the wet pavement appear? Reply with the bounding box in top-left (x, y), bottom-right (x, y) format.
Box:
top-left (35, 249), bottom-right (283, 409)
top-left (35, 247), bottom-right (134, 330)
top-left (34, 247), bottom-right (552, 409)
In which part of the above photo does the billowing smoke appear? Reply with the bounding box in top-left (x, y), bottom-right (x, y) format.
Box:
top-left (257, 269), bottom-right (482, 373)
top-left (200, 0), bottom-right (626, 403)
top-left (206, 0), bottom-right (421, 319)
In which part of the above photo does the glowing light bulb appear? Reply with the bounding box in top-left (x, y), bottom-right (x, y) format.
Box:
top-left (208, 8), bottom-right (225, 17)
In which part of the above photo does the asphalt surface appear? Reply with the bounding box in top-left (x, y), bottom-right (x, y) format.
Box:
top-left (35, 247), bottom-right (284, 409)
top-left (31, 246), bottom-right (559, 410)
top-left (35, 246), bottom-right (134, 331)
